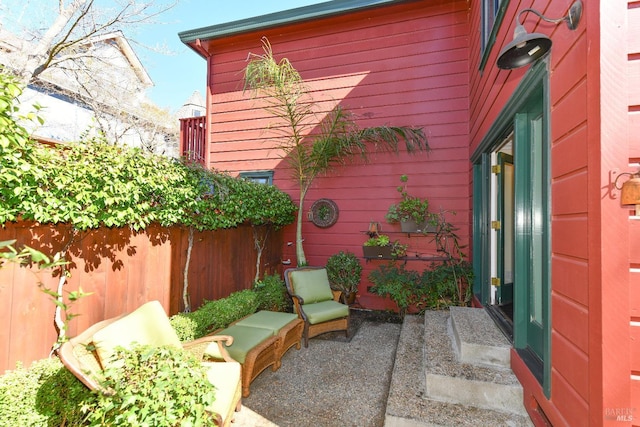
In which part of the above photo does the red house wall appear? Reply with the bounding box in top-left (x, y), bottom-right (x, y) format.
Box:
top-left (469, 0), bottom-right (637, 425)
top-left (199, 0), bottom-right (470, 310)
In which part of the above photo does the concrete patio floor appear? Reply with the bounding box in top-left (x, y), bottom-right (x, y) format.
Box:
top-left (230, 309), bottom-right (534, 427)
top-left (234, 309), bottom-right (402, 426)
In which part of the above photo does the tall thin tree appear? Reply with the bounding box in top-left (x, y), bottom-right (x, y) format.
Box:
top-left (244, 38), bottom-right (430, 266)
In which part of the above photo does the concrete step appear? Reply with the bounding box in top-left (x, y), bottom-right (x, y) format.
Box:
top-left (385, 313), bottom-right (533, 426)
top-left (449, 306), bottom-right (511, 368)
top-left (423, 309), bottom-right (528, 417)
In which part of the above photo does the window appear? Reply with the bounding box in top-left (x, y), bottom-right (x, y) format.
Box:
top-left (479, 0), bottom-right (509, 71)
top-left (239, 170), bottom-right (274, 185)
top-left (482, 0), bottom-right (500, 48)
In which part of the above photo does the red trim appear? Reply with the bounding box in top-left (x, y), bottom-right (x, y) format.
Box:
top-left (511, 349), bottom-right (565, 426)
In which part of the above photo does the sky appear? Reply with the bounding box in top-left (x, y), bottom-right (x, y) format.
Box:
top-left (138, 0), bottom-right (327, 112)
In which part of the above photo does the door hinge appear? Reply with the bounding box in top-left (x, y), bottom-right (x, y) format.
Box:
top-left (491, 165), bottom-right (501, 174)
top-left (491, 220), bottom-right (501, 230)
top-left (491, 277), bottom-right (501, 287)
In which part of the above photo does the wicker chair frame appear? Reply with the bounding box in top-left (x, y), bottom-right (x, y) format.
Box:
top-left (284, 266), bottom-right (350, 347)
top-left (57, 308), bottom-right (241, 427)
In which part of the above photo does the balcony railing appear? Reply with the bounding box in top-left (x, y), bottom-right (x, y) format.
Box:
top-left (179, 116), bottom-right (206, 165)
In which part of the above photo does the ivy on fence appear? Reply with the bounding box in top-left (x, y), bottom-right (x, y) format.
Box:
top-left (0, 71), bottom-right (297, 232)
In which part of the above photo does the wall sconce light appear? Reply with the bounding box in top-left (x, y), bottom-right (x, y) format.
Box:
top-left (497, 0), bottom-right (583, 70)
top-left (615, 171), bottom-right (640, 216)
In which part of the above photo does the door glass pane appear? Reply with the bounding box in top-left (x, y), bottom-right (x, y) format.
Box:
top-left (503, 162), bottom-right (514, 286)
top-left (530, 115), bottom-right (543, 323)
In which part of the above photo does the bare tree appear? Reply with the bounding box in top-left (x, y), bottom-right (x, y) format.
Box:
top-left (0, 0), bottom-right (178, 154)
top-left (1, 0), bottom-right (176, 85)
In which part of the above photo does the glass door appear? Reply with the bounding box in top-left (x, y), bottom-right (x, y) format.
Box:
top-left (513, 93), bottom-right (548, 369)
top-left (471, 61), bottom-right (551, 393)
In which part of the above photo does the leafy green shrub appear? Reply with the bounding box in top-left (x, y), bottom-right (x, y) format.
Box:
top-left (168, 313), bottom-right (200, 342)
top-left (325, 251), bottom-right (362, 294)
top-left (0, 71), bottom-right (296, 231)
top-left (368, 262), bottom-right (423, 317)
top-left (0, 71), bottom-right (47, 223)
top-left (369, 259), bottom-right (474, 314)
top-left (0, 358), bottom-right (91, 427)
top-left (420, 261), bottom-right (473, 308)
top-left (253, 274), bottom-right (290, 312)
top-left (13, 140), bottom-right (296, 231)
top-left (84, 344), bottom-right (217, 427)
top-left (171, 290), bottom-right (259, 340)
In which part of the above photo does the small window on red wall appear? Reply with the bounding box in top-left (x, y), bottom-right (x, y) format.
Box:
top-left (479, 0), bottom-right (510, 70)
top-left (240, 170), bottom-right (274, 185)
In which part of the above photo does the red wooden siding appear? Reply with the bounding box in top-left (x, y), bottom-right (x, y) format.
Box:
top-left (469, 0), bottom-right (638, 425)
top-left (628, 5), bottom-right (640, 421)
top-left (199, 1), bottom-right (470, 310)
top-left (0, 222), bottom-right (283, 372)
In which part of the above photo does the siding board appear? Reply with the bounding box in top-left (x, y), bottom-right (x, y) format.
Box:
top-left (553, 330), bottom-right (589, 401)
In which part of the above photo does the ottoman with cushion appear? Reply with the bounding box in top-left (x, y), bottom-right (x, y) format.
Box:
top-left (235, 310), bottom-right (304, 368)
top-left (206, 323), bottom-right (279, 397)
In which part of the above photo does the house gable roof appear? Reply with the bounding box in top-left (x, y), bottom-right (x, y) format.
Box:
top-left (92, 31), bottom-right (154, 88)
top-left (178, 0), bottom-right (405, 54)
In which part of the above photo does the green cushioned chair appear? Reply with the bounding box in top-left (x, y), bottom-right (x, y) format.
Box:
top-left (284, 266), bottom-right (350, 347)
top-left (57, 300), bottom-right (242, 427)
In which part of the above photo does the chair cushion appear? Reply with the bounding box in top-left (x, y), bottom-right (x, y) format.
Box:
top-left (235, 311), bottom-right (298, 336)
top-left (204, 324), bottom-right (273, 364)
top-left (203, 361), bottom-right (241, 420)
top-left (290, 269), bottom-right (334, 304)
top-left (302, 300), bottom-right (349, 324)
top-left (92, 301), bottom-right (182, 369)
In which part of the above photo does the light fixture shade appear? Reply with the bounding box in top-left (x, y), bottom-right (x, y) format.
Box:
top-left (621, 177), bottom-right (640, 205)
top-left (497, 27), bottom-right (552, 69)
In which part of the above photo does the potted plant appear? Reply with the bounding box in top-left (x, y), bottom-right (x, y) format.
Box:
top-left (385, 175), bottom-right (436, 233)
top-left (325, 251), bottom-right (363, 304)
top-left (362, 234), bottom-right (408, 259)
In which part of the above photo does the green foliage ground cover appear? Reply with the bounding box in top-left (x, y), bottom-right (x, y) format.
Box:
top-left (170, 274), bottom-right (290, 341)
top-left (0, 347), bottom-right (219, 427)
top-left (0, 276), bottom-right (291, 426)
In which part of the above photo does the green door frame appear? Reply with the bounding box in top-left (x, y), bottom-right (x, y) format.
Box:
top-left (471, 60), bottom-right (552, 397)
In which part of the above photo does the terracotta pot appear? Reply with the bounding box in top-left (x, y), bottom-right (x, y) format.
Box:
top-left (340, 292), bottom-right (357, 305)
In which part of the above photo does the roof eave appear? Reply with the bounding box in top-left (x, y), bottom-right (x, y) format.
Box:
top-left (178, 0), bottom-right (401, 50)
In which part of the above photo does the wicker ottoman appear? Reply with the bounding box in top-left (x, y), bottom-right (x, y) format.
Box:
top-left (207, 324), bottom-right (279, 397)
top-left (235, 311), bottom-right (304, 368)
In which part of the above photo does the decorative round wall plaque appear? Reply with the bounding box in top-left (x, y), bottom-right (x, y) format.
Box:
top-left (309, 198), bottom-right (339, 228)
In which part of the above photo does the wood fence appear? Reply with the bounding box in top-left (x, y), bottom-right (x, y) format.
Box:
top-left (0, 221), bottom-right (284, 372)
